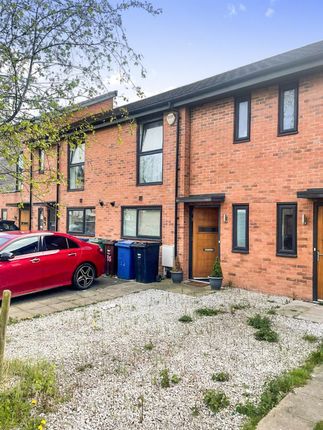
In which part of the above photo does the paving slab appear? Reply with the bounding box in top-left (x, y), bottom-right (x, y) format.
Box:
top-left (277, 301), bottom-right (323, 323)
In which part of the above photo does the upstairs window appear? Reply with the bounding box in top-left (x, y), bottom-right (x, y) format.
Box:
top-left (68, 143), bottom-right (85, 190)
top-left (278, 83), bottom-right (298, 135)
top-left (232, 204), bottom-right (249, 253)
top-left (138, 119), bottom-right (163, 185)
top-left (16, 153), bottom-right (23, 192)
top-left (234, 96), bottom-right (251, 142)
top-left (277, 203), bottom-right (297, 256)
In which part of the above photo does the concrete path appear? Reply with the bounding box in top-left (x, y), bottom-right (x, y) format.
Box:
top-left (8, 277), bottom-right (214, 322)
top-left (257, 365), bottom-right (323, 430)
top-left (258, 301), bottom-right (323, 430)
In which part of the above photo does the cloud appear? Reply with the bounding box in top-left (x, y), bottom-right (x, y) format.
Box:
top-left (227, 3), bottom-right (246, 16)
top-left (265, 7), bottom-right (275, 17)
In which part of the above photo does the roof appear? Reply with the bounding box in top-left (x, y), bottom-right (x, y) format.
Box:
top-left (73, 40), bottom-right (323, 129)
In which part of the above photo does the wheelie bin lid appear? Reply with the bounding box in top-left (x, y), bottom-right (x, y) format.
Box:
top-left (115, 240), bottom-right (135, 248)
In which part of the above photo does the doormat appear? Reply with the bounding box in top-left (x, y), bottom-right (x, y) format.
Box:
top-left (184, 280), bottom-right (209, 287)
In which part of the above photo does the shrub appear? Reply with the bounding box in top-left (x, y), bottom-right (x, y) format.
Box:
top-left (178, 315), bottom-right (193, 323)
top-left (210, 257), bottom-right (222, 277)
top-left (172, 256), bottom-right (182, 272)
top-left (203, 389), bottom-right (229, 414)
top-left (212, 372), bottom-right (230, 382)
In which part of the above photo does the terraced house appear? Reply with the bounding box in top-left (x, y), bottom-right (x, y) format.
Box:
top-left (1, 40), bottom-right (323, 302)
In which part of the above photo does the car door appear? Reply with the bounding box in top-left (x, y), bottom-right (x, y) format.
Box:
top-left (0, 236), bottom-right (43, 296)
top-left (40, 234), bottom-right (81, 288)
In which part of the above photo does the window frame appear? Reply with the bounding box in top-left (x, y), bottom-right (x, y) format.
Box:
top-left (232, 204), bottom-right (249, 253)
top-left (66, 207), bottom-right (95, 236)
top-left (68, 143), bottom-right (85, 191)
top-left (1, 209), bottom-right (8, 220)
top-left (278, 82), bottom-right (299, 136)
top-left (39, 148), bottom-right (45, 174)
top-left (276, 203), bottom-right (297, 257)
top-left (137, 118), bottom-right (163, 186)
top-left (234, 95), bottom-right (251, 143)
top-left (121, 206), bottom-right (162, 240)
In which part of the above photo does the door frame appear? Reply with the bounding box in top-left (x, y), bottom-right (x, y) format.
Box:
top-left (312, 201), bottom-right (323, 302)
top-left (189, 204), bottom-right (221, 279)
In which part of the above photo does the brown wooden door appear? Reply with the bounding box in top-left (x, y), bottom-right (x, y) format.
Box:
top-left (19, 208), bottom-right (30, 231)
top-left (317, 206), bottom-right (323, 300)
top-left (192, 207), bottom-right (219, 278)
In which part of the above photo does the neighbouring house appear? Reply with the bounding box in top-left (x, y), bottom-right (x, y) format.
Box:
top-left (1, 40), bottom-right (323, 302)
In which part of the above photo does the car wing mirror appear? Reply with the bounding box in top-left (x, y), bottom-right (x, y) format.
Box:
top-left (0, 252), bottom-right (14, 261)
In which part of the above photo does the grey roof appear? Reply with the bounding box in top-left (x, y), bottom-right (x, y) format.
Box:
top-left (121, 40), bottom-right (323, 115)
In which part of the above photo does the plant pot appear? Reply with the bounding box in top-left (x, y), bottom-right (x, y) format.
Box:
top-left (170, 271), bottom-right (183, 284)
top-left (209, 276), bottom-right (223, 290)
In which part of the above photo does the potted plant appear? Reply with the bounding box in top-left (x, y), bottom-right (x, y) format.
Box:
top-left (209, 257), bottom-right (223, 290)
top-left (170, 256), bottom-right (183, 283)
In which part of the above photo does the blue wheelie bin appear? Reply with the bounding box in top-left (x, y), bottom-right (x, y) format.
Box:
top-left (115, 240), bottom-right (135, 279)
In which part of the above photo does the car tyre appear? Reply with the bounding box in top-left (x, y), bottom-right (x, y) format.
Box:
top-left (73, 263), bottom-right (96, 290)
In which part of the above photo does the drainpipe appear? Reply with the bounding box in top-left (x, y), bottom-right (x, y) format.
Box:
top-left (29, 152), bottom-right (33, 230)
top-left (174, 110), bottom-right (180, 257)
top-left (56, 143), bottom-right (60, 231)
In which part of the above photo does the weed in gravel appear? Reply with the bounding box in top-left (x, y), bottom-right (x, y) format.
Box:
top-left (7, 317), bottom-right (19, 325)
top-left (303, 334), bottom-right (319, 343)
top-left (247, 314), bottom-right (271, 330)
top-left (137, 395), bottom-right (144, 423)
top-left (314, 421), bottom-right (323, 430)
top-left (178, 315), bottom-right (193, 323)
top-left (144, 342), bottom-right (155, 351)
top-left (203, 389), bottom-right (230, 414)
top-left (76, 363), bottom-right (93, 372)
top-left (191, 405), bottom-right (200, 417)
top-left (254, 328), bottom-right (279, 343)
top-left (171, 374), bottom-right (181, 384)
top-left (195, 307), bottom-right (224, 317)
top-left (160, 369), bottom-right (170, 388)
top-left (267, 308), bottom-right (277, 315)
top-left (212, 372), bottom-right (230, 382)
top-left (237, 343), bottom-right (323, 430)
top-left (0, 359), bottom-right (60, 430)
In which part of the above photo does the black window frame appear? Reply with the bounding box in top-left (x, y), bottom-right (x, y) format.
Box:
top-left (1, 209), bottom-right (8, 220)
top-left (234, 95), bottom-right (251, 143)
top-left (121, 206), bottom-right (162, 240)
top-left (137, 118), bottom-right (163, 186)
top-left (232, 204), bottom-right (249, 253)
top-left (68, 143), bottom-right (85, 191)
top-left (276, 203), bottom-right (297, 257)
top-left (39, 148), bottom-right (45, 174)
top-left (67, 207), bottom-right (95, 236)
top-left (278, 82), bottom-right (299, 136)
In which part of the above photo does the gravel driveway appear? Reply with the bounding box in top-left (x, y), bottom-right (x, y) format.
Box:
top-left (7, 288), bottom-right (323, 430)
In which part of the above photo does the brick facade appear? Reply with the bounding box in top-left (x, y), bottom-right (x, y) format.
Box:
top-left (1, 60), bottom-right (323, 300)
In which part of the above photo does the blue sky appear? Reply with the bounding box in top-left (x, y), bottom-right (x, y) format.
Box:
top-left (115, 0), bottom-right (323, 102)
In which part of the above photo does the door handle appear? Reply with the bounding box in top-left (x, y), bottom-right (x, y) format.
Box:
top-left (68, 252), bottom-right (77, 257)
top-left (30, 258), bottom-right (40, 263)
top-left (317, 251), bottom-right (323, 262)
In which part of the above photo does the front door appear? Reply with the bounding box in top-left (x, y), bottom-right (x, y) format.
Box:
top-left (316, 205), bottom-right (323, 300)
top-left (192, 207), bottom-right (219, 278)
top-left (20, 208), bottom-right (30, 231)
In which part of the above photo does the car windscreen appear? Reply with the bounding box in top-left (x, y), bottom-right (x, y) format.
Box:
top-left (0, 238), bottom-right (10, 247)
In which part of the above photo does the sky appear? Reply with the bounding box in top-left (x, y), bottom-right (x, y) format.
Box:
top-left (112, 0), bottom-right (323, 104)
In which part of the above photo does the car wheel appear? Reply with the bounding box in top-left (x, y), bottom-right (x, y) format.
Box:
top-left (73, 263), bottom-right (96, 290)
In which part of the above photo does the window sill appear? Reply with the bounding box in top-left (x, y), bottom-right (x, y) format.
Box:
top-left (277, 130), bottom-right (298, 137)
top-left (136, 182), bottom-right (163, 187)
top-left (232, 249), bottom-right (249, 254)
top-left (233, 138), bottom-right (250, 144)
top-left (276, 252), bottom-right (297, 258)
top-left (67, 188), bottom-right (84, 192)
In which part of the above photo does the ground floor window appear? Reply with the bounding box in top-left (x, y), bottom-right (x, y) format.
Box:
top-left (1, 209), bottom-right (8, 220)
top-left (122, 206), bottom-right (161, 239)
top-left (67, 207), bottom-right (95, 236)
top-left (38, 208), bottom-right (45, 230)
top-left (232, 204), bottom-right (249, 253)
top-left (277, 203), bottom-right (297, 256)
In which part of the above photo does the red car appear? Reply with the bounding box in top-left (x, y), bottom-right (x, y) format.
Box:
top-left (0, 232), bottom-right (105, 298)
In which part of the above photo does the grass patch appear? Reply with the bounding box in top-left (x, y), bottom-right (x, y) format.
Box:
top-left (195, 307), bottom-right (223, 317)
top-left (203, 389), bottom-right (230, 414)
top-left (303, 334), bottom-right (319, 343)
top-left (236, 343), bottom-right (323, 430)
top-left (178, 315), bottom-right (193, 323)
top-left (314, 421), bottom-right (323, 430)
top-left (212, 372), bottom-right (230, 382)
top-left (0, 359), bottom-right (60, 430)
top-left (247, 314), bottom-right (279, 343)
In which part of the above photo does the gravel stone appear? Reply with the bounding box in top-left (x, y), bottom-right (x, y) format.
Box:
top-left (6, 288), bottom-right (323, 429)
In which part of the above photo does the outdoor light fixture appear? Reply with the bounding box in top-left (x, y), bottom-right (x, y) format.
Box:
top-left (99, 200), bottom-right (104, 207)
top-left (166, 112), bottom-right (177, 126)
top-left (110, 201), bottom-right (116, 207)
top-left (302, 214), bottom-right (308, 225)
top-left (223, 214), bottom-right (228, 223)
